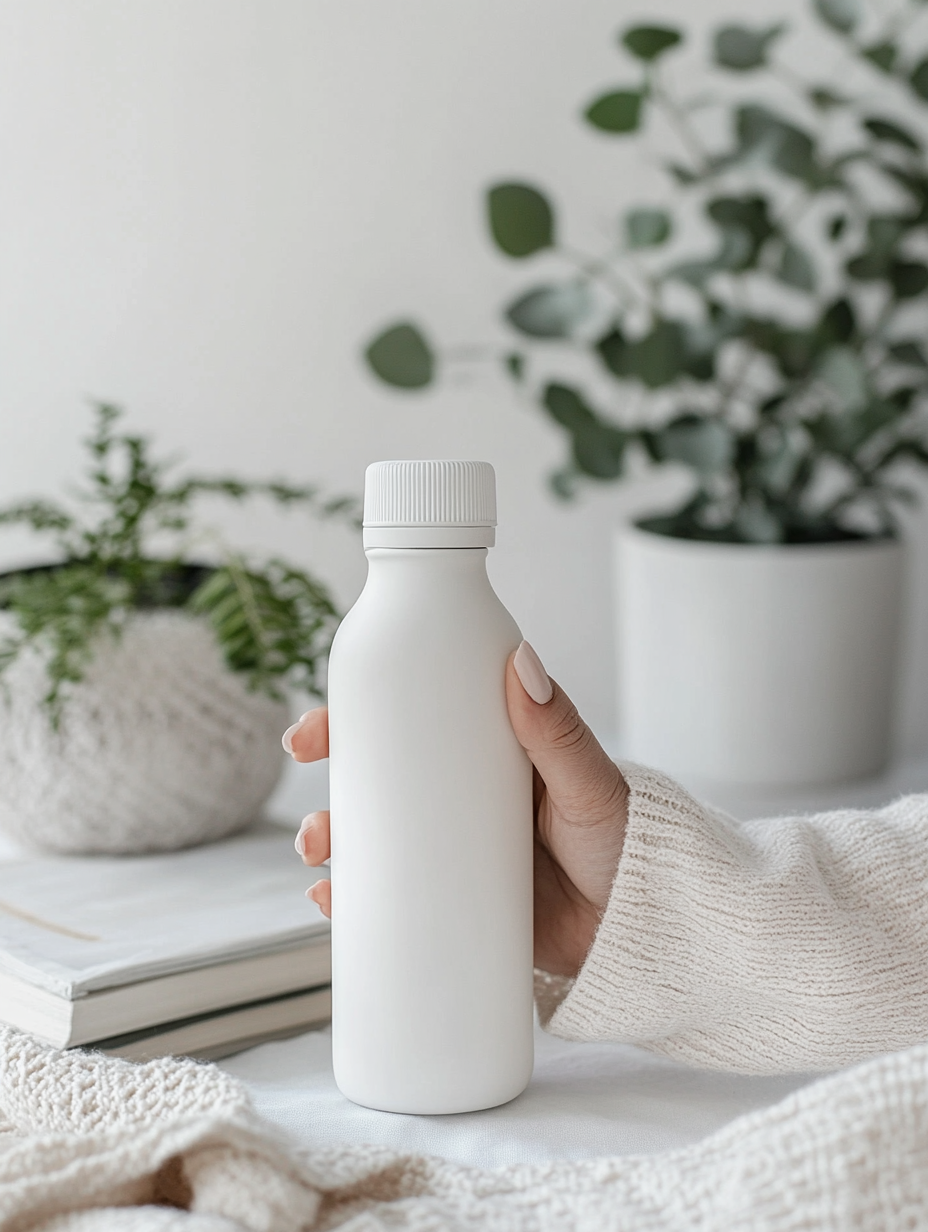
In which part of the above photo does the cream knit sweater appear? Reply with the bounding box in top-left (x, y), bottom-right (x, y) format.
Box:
top-left (1, 764), bottom-right (926, 1231)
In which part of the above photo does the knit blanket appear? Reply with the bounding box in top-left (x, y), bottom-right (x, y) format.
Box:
top-left (1, 1028), bottom-right (925, 1231)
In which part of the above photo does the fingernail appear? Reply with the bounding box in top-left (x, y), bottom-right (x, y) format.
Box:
top-left (281, 721), bottom-right (302, 755)
top-left (294, 814), bottom-right (313, 856)
top-left (514, 640), bottom-right (553, 705)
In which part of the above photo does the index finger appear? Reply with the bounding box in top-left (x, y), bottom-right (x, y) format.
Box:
top-left (282, 707), bottom-right (330, 763)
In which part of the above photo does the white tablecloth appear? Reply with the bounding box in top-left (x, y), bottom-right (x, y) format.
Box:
top-left (221, 1023), bottom-right (817, 1168)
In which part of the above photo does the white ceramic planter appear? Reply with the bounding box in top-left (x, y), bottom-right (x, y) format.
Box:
top-left (616, 525), bottom-right (904, 787)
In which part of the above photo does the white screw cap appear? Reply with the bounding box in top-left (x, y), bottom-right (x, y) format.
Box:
top-left (363, 461), bottom-right (497, 549)
top-left (363, 460), bottom-right (497, 527)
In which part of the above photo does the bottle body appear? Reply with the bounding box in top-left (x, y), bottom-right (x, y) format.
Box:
top-left (327, 547), bottom-right (534, 1114)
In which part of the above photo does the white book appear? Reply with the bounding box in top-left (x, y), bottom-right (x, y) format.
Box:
top-left (0, 824), bottom-right (330, 1048)
top-left (98, 986), bottom-right (333, 1062)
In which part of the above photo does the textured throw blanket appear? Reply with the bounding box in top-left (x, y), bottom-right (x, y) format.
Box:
top-left (1, 1026), bottom-right (925, 1231)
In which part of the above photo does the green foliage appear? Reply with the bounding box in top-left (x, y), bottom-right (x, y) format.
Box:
top-left (0, 405), bottom-right (358, 721)
top-left (585, 91), bottom-right (643, 133)
top-left (714, 24), bottom-right (785, 71)
top-left (625, 208), bottom-right (672, 247)
top-left (364, 322), bottom-right (434, 388)
top-left (486, 183), bottom-right (554, 256)
top-left (621, 26), bottom-right (682, 61)
top-left (813, 0), bottom-right (861, 32)
top-left (189, 559), bottom-right (338, 699)
top-left (364, 0), bottom-right (928, 544)
top-left (0, 566), bottom-right (130, 715)
top-left (506, 283), bottom-right (594, 337)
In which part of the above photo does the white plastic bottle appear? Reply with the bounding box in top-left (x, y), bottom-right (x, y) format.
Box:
top-left (327, 459), bottom-right (534, 1114)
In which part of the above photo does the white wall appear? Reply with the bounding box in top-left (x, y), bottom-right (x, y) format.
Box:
top-left (1, 0), bottom-right (927, 754)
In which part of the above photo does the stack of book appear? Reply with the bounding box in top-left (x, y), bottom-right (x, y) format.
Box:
top-left (0, 824), bottom-right (330, 1060)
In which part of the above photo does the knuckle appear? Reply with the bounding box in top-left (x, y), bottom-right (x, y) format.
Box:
top-left (546, 698), bottom-right (591, 754)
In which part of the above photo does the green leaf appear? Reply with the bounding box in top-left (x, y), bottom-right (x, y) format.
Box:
top-left (817, 298), bottom-right (856, 346)
top-left (734, 498), bottom-right (784, 544)
top-left (542, 383), bottom-right (596, 430)
top-left (715, 227), bottom-right (756, 269)
top-left (628, 321), bottom-right (687, 388)
top-left (572, 422), bottom-right (626, 479)
top-left (621, 25), bottom-right (682, 61)
top-left (910, 58), bottom-right (928, 100)
top-left (707, 195), bottom-right (775, 243)
top-left (597, 322), bottom-right (687, 388)
top-left (364, 322), bottom-right (435, 389)
top-left (864, 117), bottom-right (921, 151)
top-left (540, 385), bottom-right (625, 481)
top-left (869, 215), bottom-right (909, 252)
top-left (706, 194), bottom-right (775, 269)
top-left (596, 329), bottom-right (633, 378)
top-left (818, 346), bottom-right (867, 411)
top-left (888, 341), bottom-right (928, 368)
top-left (745, 318), bottom-right (815, 378)
top-left (507, 280), bottom-right (594, 337)
top-left (713, 24), bottom-right (784, 71)
top-left (753, 428), bottom-right (805, 496)
top-left (862, 42), bottom-right (897, 73)
top-left (625, 207), bottom-right (672, 248)
top-left (505, 282), bottom-right (595, 338)
top-left (882, 167), bottom-right (928, 224)
top-left (844, 218), bottom-right (906, 282)
top-left (809, 399), bottom-right (901, 457)
top-left (847, 252), bottom-right (888, 280)
top-left (813, 0), bottom-right (861, 33)
top-left (585, 91), bottom-right (642, 133)
top-left (653, 415), bottom-right (734, 474)
top-left (775, 129), bottom-right (821, 183)
top-left (889, 260), bottom-right (928, 298)
top-left (735, 105), bottom-right (823, 186)
top-left (486, 183), bottom-right (554, 257)
top-left (777, 240), bottom-right (816, 290)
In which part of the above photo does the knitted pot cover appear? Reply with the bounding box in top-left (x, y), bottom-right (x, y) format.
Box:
top-left (0, 610), bottom-right (290, 854)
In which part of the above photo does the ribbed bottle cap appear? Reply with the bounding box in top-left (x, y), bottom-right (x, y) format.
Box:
top-left (363, 460), bottom-right (497, 548)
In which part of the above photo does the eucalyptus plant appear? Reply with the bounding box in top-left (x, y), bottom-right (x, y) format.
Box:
top-left (365, 0), bottom-right (928, 543)
top-left (0, 404), bottom-right (359, 719)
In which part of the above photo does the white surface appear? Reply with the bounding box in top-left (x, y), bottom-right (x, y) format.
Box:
top-left (4, 0), bottom-right (928, 761)
top-left (328, 546), bottom-right (533, 1112)
top-left (0, 823), bottom-right (327, 996)
top-left (222, 1021), bottom-right (817, 1167)
top-left (617, 529), bottom-right (904, 786)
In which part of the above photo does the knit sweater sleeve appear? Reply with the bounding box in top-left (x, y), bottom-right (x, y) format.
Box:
top-left (543, 763), bottom-right (928, 1074)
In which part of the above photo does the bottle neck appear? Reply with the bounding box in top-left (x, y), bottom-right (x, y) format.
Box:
top-left (362, 546), bottom-right (492, 580)
top-left (362, 526), bottom-right (495, 549)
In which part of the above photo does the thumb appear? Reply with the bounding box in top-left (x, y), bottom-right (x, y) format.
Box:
top-left (506, 641), bottom-right (627, 827)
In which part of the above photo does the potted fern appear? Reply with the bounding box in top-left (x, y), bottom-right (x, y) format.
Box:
top-left (0, 404), bottom-right (357, 853)
top-left (364, 0), bottom-right (928, 786)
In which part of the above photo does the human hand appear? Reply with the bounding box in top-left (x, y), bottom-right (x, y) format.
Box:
top-left (282, 640), bottom-right (628, 979)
